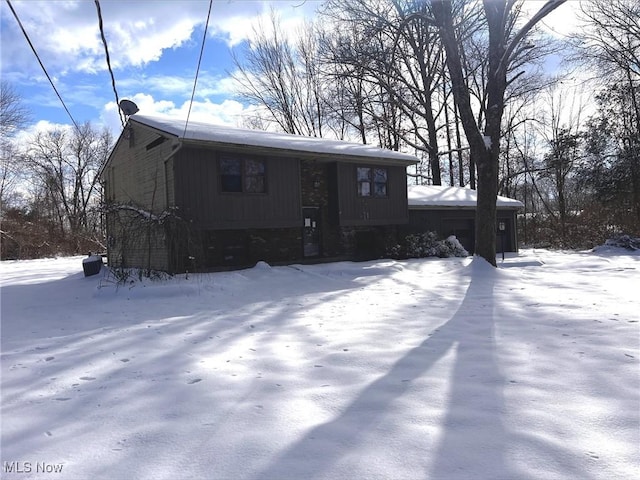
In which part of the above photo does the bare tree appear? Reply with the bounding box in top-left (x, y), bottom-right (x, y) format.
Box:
top-left (24, 122), bottom-right (112, 249)
top-left (573, 0), bottom-right (640, 224)
top-left (429, 0), bottom-right (566, 265)
top-left (232, 12), bottom-right (328, 137)
top-left (318, 23), bottom-right (370, 143)
top-left (538, 85), bottom-right (586, 243)
top-left (320, 16), bottom-right (394, 146)
top-left (577, 84), bottom-right (640, 236)
top-left (574, 0), bottom-right (639, 82)
top-left (320, 0), bottom-right (450, 184)
top-left (0, 81), bottom-right (30, 209)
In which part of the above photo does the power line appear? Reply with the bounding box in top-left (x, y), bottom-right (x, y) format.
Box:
top-left (95, 0), bottom-right (125, 128)
top-left (5, 0), bottom-right (81, 133)
top-left (183, 0), bottom-right (213, 138)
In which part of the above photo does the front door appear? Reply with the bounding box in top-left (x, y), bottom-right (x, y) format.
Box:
top-left (303, 207), bottom-right (321, 257)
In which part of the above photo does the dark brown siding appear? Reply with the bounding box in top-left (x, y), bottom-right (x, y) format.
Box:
top-left (406, 208), bottom-right (519, 253)
top-left (174, 147), bottom-right (302, 229)
top-left (336, 163), bottom-right (409, 226)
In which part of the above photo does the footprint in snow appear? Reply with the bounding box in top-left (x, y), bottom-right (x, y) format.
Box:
top-left (45, 356), bottom-right (55, 362)
top-left (80, 376), bottom-right (96, 381)
top-left (120, 358), bottom-right (130, 363)
top-left (187, 378), bottom-right (202, 384)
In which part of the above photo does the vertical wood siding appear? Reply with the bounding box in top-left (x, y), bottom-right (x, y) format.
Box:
top-left (104, 122), bottom-right (417, 271)
top-left (336, 163), bottom-right (409, 226)
top-left (405, 208), bottom-right (519, 253)
top-left (174, 147), bottom-right (302, 229)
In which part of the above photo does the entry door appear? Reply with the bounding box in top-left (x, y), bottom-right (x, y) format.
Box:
top-left (303, 207), bottom-right (321, 257)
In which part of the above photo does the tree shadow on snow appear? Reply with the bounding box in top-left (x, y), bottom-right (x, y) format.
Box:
top-left (0, 262), bottom-right (373, 478)
top-left (253, 258), bottom-right (515, 480)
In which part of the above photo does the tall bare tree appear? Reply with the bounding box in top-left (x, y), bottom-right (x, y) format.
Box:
top-left (232, 12), bottom-right (328, 137)
top-left (321, 0), bottom-right (450, 183)
top-left (573, 0), bottom-right (640, 224)
top-left (0, 81), bottom-right (30, 209)
top-left (24, 122), bottom-right (112, 247)
top-left (319, 7), bottom-right (407, 150)
top-left (429, 0), bottom-right (566, 265)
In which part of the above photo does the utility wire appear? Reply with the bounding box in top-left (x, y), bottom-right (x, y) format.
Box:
top-left (183, 0), bottom-right (213, 138)
top-left (95, 0), bottom-right (125, 128)
top-left (5, 0), bottom-right (81, 133)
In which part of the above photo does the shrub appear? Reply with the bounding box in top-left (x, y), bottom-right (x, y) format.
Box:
top-left (388, 232), bottom-right (469, 259)
top-left (603, 234), bottom-right (640, 250)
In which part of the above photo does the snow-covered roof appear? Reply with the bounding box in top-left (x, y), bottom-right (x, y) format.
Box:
top-left (130, 114), bottom-right (419, 165)
top-left (408, 185), bottom-right (524, 209)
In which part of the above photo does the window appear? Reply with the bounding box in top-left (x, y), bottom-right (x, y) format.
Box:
top-left (357, 167), bottom-right (388, 197)
top-left (244, 158), bottom-right (265, 193)
top-left (220, 157), bottom-right (242, 192)
top-left (219, 156), bottom-right (266, 193)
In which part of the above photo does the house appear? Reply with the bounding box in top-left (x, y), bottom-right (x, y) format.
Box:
top-left (101, 114), bottom-right (419, 272)
top-left (405, 185), bottom-right (524, 254)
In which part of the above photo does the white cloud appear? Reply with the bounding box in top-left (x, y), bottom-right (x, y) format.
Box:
top-left (521, 1), bottom-right (583, 39)
top-left (1, 0), bottom-right (320, 76)
top-left (2, 1), bottom-right (202, 75)
top-left (1, 0), bottom-right (321, 137)
top-left (100, 92), bottom-right (261, 136)
top-left (117, 71), bottom-right (240, 99)
top-left (13, 119), bottom-right (74, 143)
top-left (212, 1), bottom-right (323, 48)
top-left (112, 17), bottom-right (198, 67)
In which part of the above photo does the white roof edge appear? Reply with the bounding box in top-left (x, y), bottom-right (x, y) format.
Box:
top-left (407, 185), bottom-right (524, 208)
top-left (130, 114), bottom-right (419, 164)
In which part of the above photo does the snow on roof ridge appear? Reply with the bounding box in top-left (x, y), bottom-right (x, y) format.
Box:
top-left (130, 113), bottom-right (418, 164)
top-left (408, 184), bottom-right (523, 208)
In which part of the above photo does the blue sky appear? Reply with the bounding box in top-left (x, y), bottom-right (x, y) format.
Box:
top-left (1, 0), bottom-right (580, 138)
top-left (1, 0), bottom-right (322, 135)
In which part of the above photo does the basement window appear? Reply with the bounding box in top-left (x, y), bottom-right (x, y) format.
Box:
top-left (357, 167), bottom-right (388, 197)
top-left (219, 156), bottom-right (266, 193)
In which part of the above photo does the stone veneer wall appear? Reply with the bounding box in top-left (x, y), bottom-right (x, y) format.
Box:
top-left (300, 160), bottom-right (343, 257)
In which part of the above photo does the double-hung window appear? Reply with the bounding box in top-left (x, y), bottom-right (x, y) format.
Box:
top-left (357, 167), bottom-right (388, 197)
top-left (219, 156), bottom-right (266, 193)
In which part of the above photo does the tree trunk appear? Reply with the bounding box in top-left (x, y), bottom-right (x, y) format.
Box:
top-left (475, 147), bottom-right (498, 262)
top-left (432, 0), bottom-right (565, 265)
top-left (433, 0), bottom-right (499, 264)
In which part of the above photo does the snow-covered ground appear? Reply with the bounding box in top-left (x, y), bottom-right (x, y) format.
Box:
top-left (1, 249), bottom-right (638, 480)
